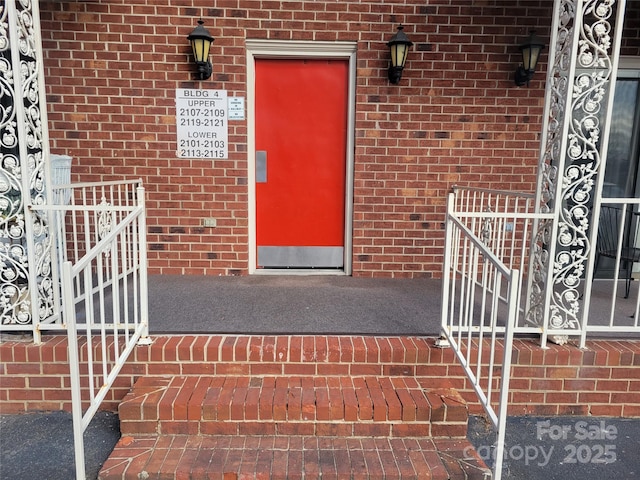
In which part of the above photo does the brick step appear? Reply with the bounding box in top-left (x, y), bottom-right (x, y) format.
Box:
top-left (119, 375), bottom-right (469, 438)
top-left (99, 434), bottom-right (491, 479)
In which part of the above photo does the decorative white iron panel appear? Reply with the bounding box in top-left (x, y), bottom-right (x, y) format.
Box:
top-left (528, 0), bottom-right (626, 342)
top-left (0, 0), bottom-right (53, 327)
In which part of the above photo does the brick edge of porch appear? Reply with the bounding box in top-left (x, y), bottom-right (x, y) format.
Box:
top-left (1, 335), bottom-right (639, 418)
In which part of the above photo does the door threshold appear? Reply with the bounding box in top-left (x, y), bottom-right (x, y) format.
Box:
top-left (252, 269), bottom-right (347, 276)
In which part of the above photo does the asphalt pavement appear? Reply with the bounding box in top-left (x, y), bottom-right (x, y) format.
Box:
top-left (0, 411), bottom-right (119, 480)
top-left (468, 415), bottom-right (640, 479)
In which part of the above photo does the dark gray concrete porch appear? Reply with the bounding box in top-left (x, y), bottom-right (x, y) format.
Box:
top-left (147, 274), bottom-right (640, 338)
top-left (148, 275), bottom-right (443, 335)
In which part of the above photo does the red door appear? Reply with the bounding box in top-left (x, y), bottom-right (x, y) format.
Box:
top-left (255, 58), bottom-right (348, 268)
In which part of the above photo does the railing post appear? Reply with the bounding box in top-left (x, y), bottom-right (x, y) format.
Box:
top-left (439, 192), bottom-right (455, 345)
top-left (493, 268), bottom-right (519, 480)
top-left (136, 184), bottom-right (152, 344)
top-left (62, 260), bottom-right (86, 480)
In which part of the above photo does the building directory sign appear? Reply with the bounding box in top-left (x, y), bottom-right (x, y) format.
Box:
top-left (176, 88), bottom-right (228, 159)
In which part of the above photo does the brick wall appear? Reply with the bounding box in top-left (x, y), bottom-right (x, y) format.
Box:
top-left (39, 1), bottom-right (640, 277)
top-left (1, 335), bottom-right (639, 418)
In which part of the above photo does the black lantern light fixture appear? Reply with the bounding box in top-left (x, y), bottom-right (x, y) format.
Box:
top-left (514, 30), bottom-right (545, 87)
top-left (187, 19), bottom-right (214, 80)
top-left (387, 25), bottom-right (413, 84)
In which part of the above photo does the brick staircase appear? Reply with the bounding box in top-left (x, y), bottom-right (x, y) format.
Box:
top-left (98, 336), bottom-right (491, 479)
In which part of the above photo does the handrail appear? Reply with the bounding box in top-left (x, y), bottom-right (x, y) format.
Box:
top-left (52, 178), bottom-right (143, 190)
top-left (452, 184), bottom-right (536, 199)
top-left (447, 214), bottom-right (512, 278)
top-left (33, 204), bottom-right (139, 212)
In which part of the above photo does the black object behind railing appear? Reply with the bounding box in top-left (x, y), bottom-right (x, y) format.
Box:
top-left (595, 205), bottom-right (640, 298)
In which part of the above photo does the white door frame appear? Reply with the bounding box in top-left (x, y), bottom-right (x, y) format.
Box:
top-left (245, 40), bottom-right (357, 275)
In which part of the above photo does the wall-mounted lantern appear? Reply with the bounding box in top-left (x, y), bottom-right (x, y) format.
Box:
top-left (187, 19), bottom-right (214, 80)
top-left (387, 25), bottom-right (413, 84)
top-left (514, 30), bottom-right (545, 87)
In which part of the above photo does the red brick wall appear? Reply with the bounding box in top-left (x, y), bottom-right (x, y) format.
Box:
top-left (1, 335), bottom-right (639, 418)
top-left (38, 1), bottom-right (640, 277)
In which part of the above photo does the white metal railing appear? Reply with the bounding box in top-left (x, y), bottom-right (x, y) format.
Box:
top-left (580, 198), bottom-right (640, 347)
top-left (441, 189), bottom-right (520, 480)
top-left (449, 187), bottom-right (640, 345)
top-left (443, 187), bottom-right (640, 477)
top-left (34, 180), bottom-right (147, 330)
top-left (448, 186), bottom-right (555, 334)
top-left (31, 179), bottom-right (150, 479)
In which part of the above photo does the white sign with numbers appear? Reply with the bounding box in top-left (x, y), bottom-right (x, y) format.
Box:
top-left (176, 88), bottom-right (227, 159)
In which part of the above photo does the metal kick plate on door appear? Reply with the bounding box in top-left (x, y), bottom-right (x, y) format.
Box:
top-left (258, 246), bottom-right (344, 268)
top-left (256, 150), bottom-right (267, 183)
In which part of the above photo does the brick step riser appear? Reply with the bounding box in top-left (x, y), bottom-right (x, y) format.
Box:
top-left (124, 420), bottom-right (468, 438)
top-left (139, 336), bottom-right (443, 377)
top-left (118, 375), bottom-right (469, 439)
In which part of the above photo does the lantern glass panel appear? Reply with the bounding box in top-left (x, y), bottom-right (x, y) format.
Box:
top-left (522, 45), bottom-right (541, 72)
top-left (391, 43), bottom-right (409, 69)
top-left (527, 46), bottom-right (541, 71)
top-left (191, 38), bottom-right (210, 63)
